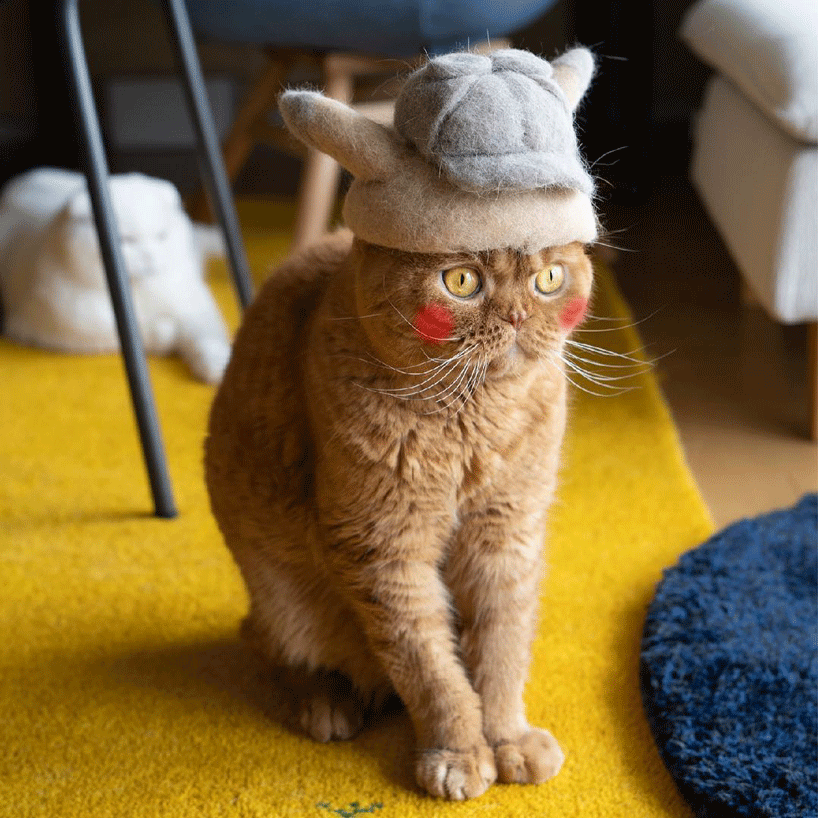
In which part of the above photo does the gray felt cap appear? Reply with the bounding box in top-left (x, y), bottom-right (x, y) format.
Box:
top-left (279, 47), bottom-right (598, 254)
top-left (394, 49), bottom-right (595, 197)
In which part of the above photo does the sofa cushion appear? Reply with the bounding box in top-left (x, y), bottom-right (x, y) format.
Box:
top-left (691, 76), bottom-right (817, 323)
top-left (681, 0), bottom-right (817, 143)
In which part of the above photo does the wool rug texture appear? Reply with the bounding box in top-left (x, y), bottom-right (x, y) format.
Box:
top-left (641, 494), bottom-right (818, 818)
top-left (0, 200), bottom-right (712, 818)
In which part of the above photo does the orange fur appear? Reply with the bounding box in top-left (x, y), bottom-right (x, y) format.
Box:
top-left (205, 230), bottom-right (594, 800)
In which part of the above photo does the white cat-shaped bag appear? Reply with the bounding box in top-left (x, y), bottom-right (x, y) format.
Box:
top-left (0, 167), bottom-right (231, 384)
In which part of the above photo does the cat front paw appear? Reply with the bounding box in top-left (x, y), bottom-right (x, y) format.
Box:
top-left (296, 689), bottom-right (365, 743)
top-left (493, 727), bottom-right (564, 785)
top-left (183, 336), bottom-right (230, 384)
top-left (415, 744), bottom-right (496, 800)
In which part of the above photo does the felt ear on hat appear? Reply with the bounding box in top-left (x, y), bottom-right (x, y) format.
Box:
top-left (278, 91), bottom-right (402, 182)
top-left (551, 47), bottom-right (595, 111)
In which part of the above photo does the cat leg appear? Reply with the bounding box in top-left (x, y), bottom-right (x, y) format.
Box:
top-left (179, 333), bottom-right (231, 384)
top-left (170, 283), bottom-right (231, 383)
top-left (446, 504), bottom-right (565, 786)
top-left (325, 547), bottom-right (496, 800)
top-left (176, 311), bottom-right (230, 384)
top-left (239, 592), bottom-right (393, 743)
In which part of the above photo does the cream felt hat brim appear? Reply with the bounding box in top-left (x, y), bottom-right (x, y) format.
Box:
top-left (342, 148), bottom-right (597, 254)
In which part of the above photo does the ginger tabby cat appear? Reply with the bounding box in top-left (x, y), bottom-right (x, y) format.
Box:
top-left (205, 229), bottom-right (593, 800)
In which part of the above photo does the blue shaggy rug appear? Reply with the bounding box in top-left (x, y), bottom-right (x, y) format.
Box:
top-left (640, 494), bottom-right (817, 818)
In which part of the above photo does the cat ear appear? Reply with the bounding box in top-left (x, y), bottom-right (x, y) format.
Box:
top-left (552, 47), bottom-right (595, 112)
top-left (152, 177), bottom-right (182, 212)
top-left (279, 90), bottom-right (402, 182)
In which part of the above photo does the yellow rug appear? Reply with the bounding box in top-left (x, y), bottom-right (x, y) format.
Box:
top-left (0, 200), bottom-right (712, 818)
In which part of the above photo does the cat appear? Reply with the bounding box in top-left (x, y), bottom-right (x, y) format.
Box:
top-left (0, 167), bottom-right (230, 384)
top-left (205, 228), bottom-right (594, 800)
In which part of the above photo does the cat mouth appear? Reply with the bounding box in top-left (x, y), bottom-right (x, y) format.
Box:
top-left (486, 338), bottom-right (529, 374)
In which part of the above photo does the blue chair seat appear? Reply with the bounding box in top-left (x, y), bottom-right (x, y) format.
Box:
top-left (186, 0), bottom-right (554, 56)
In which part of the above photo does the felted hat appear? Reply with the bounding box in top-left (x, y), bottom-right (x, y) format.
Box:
top-left (279, 47), bottom-right (598, 255)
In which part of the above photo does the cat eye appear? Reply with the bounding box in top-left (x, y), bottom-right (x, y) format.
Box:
top-left (442, 266), bottom-right (481, 298)
top-left (534, 264), bottom-right (565, 295)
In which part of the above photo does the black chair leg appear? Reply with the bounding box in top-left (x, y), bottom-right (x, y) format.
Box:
top-left (59, 0), bottom-right (177, 519)
top-left (160, 0), bottom-right (255, 311)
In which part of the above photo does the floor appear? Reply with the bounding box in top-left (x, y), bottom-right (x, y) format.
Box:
top-left (601, 175), bottom-right (817, 530)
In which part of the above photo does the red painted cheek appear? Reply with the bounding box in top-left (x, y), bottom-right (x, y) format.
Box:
top-left (559, 297), bottom-right (588, 331)
top-left (413, 303), bottom-right (454, 344)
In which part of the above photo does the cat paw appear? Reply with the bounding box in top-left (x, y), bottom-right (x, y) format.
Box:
top-left (493, 727), bottom-right (565, 785)
top-left (286, 669), bottom-right (369, 743)
top-left (297, 689), bottom-right (365, 743)
top-left (184, 337), bottom-right (230, 384)
top-left (415, 745), bottom-right (496, 800)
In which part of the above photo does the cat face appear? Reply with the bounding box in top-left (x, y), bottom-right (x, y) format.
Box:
top-left (353, 240), bottom-right (594, 380)
top-left (59, 175), bottom-right (198, 288)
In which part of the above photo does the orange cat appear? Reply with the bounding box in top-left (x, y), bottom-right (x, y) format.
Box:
top-left (206, 46), bottom-right (598, 800)
top-left (205, 230), bottom-right (593, 799)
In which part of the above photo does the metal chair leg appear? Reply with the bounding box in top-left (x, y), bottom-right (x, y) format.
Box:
top-left (160, 0), bottom-right (254, 311)
top-left (59, 0), bottom-right (177, 519)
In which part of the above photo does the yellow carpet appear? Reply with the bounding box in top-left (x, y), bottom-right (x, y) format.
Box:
top-left (0, 200), bottom-right (712, 818)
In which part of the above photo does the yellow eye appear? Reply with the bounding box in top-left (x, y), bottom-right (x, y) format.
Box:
top-left (442, 266), bottom-right (481, 298)
top-left (534, 264), bottom-right (565, 294)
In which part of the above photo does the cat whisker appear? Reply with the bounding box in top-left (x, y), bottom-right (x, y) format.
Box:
top-left (563, 360), bottom-right (642, 385)
top-left (566, 339), bottom-right (675, 371)
top-left (336, 343), bottom-right (475, 378)
top-left (543, 351), bottom-right (605, 397)
top-left (402, 350), bottom-right (468, 408)
top-left (379, 359), bottom-right (467, 397)
top-left (589, 145), bottom-right (627, 170)
top-left (461, 353), bottom-right (489, 411)
top-left (419, 350), bottom-right (484, 415)
top-left (420, 370), bottom-right (472, 414)
top-left (330, 351), bottom-right (457, 378)
top-left (592, 240), bottom-right (638, 253)
top-left (356, 344), bottom-right (479, 402)
top-left (563, 348), bottom-right (653, 371)
top-left (459, 353), bottom-right (489, 412)
top-left (325, 312), bottom-right (386, 321)
top-left (356, 360), bottom-right (461, 400)
top-left (582, 312), bottom-right (632, 321)
top-left (381, 272), bottom-right (419, 335)
top-left (568, 346), bottom-right (674, 374)
top-left (575, 306), bottom-right (663, 332)
top-left (380, 271), bottom-right (466, 346)
top-left (543, 351), bottom-right (634, 397)
top-left (416, 358), bottom-right (476, 413)
top-left (419, 342), bottom-right (471, 362)
top-left (452, 354), bottom-right (484, 411)
top-left (565, 338), bottom-right (654, 364)
top-left (561, 355), bottom-right (639, 393)
top-left (369, 346), bottom-right (477, 394)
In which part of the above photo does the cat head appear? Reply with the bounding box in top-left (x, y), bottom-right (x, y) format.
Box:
top-left (57, 174), bottom-right (197, 287)
top-left (280, 47), bottom-right (598, 256)
top-left (348, 237), bottom-right (594, 383)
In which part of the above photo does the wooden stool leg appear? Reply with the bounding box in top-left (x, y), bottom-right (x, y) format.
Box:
top-left (809, 322), bottom-right (817, 441)
top-left (290, 57), bottom-right (353, 253)
top-left (189, 58), bottom-right (289, 223)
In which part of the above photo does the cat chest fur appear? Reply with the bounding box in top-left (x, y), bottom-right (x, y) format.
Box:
top-left (317, 368), bottom-right (567, 514)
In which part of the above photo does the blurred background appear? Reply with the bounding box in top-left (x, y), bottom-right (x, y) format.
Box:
top-left (0, 0), bottom-right (708, 198)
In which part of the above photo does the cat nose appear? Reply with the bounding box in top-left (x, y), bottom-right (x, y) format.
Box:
top-left (505, 309), bottom-right (528, 330)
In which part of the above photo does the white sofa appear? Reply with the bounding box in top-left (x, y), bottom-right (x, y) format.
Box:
top-left (681, 0), bottom-right (818, 435)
